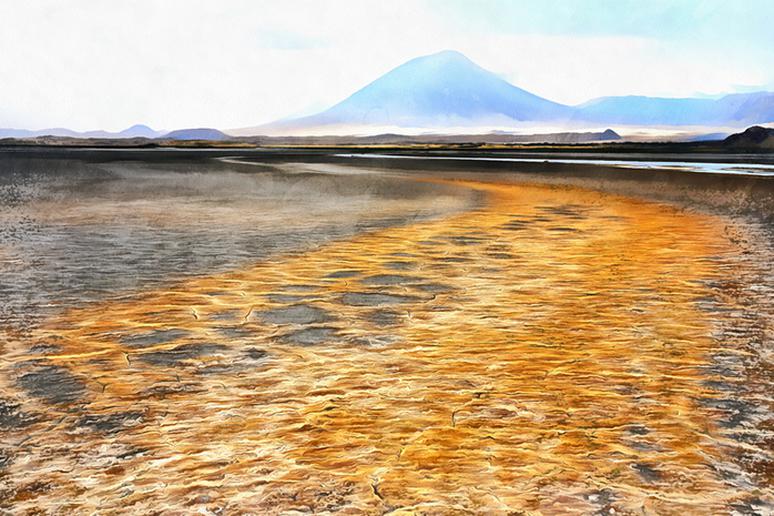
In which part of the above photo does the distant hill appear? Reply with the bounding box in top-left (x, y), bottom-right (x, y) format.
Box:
top-left (162, 128), bottom-right (229, 141)
top-left (0, 124), bottom-right (163, 139)
top-left (723, 126), bottom-right (774, 149)
top-left (515, 128), bottom-right (620, 144)
top-left (243, 129), bottom-right (621, 146)
top-left (110, 124), bottom-right (160, 138)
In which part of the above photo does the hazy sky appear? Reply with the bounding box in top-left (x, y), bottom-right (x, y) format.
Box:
top-left (1, 0), bottom-right (772, 131)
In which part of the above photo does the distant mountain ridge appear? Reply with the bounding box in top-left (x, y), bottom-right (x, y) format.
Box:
top-left (0, 125), bottom-right (229, 141)
top-left (574, 92), bottom-right (774, 126)
top-left (242, 50), bottom-right (774, 136)
top-left (0, 124), bottom-right (163, 139)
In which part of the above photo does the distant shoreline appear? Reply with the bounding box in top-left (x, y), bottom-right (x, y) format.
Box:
top-left (1, 139), bottom-right (773, 155)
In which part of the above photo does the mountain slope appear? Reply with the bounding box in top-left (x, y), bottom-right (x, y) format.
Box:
top-left (250, 50), bottom-right (572, 135)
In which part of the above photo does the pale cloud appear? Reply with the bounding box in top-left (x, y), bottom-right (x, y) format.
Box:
top-left (0, 0), bottom-right (770, 131)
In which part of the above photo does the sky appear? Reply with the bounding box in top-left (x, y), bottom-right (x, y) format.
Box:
top-left (1, 0), bottom-right (772, 131)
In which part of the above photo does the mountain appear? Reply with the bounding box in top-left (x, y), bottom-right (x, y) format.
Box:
top-left (246, 50), bottom-right (572, 135)
top-left (0, 124), bottom-right (163, 139)
top-left (573, 92), bottom-right (774, 126)
top-left (162, 128), bottom-right (230, 141)
top-left (723, 125), bottom-right (774, 149)
top-left (241, 50), bottom-right (774, 136)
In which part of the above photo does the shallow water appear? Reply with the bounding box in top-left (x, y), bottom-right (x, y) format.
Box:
top-left (337, 152), bottom-right (774, 176)
top-left (0, 158), bottom-right (470, 334)
top-left (0, 158), bottom-right (772, 514)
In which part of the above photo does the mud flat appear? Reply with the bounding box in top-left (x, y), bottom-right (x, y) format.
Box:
top-left (0, 150), bottom-right (772, 513)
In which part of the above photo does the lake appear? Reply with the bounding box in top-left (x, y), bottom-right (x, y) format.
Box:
top-left (1, 151), bottom-right (771, 513)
